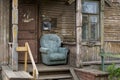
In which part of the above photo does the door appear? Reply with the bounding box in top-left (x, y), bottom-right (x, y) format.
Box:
top-left (18, 4), bottom-right (38, 62)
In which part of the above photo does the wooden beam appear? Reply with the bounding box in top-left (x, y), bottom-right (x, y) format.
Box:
top-left (70, 68), bottom-right (79, 80)
top-left (16, 47), bottom-right (27, 52)
top-left (76, 0), bottom-right (82, 67)
top-left (105, 0), bottom-right (112, 7)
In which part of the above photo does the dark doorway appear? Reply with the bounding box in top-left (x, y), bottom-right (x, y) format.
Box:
top-left (18, 0), bottom-right (39, 63)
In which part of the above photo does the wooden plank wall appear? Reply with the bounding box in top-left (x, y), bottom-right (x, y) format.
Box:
top-left (81, 2), bottom-right (120, 62)
top-left (40, 0), bottom-right (76, 42)
top-left (0, 0), bottom-right (10, 64)
top-left (39, 0), bottom-right (76, 66)
top-left (104, 2), bottom-right (120, 41)
top-left (39, 0), bottom-right (120, 65)
top-left (104, 2), bottom-right (120, 61)
top-left (81, 46), bottom-right (101, 62)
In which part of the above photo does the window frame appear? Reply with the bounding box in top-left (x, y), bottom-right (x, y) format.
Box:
top-left (81, 0), bottom-right (101, 46)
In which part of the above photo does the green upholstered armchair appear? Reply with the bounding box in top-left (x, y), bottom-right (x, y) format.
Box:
top-left (40, 34), bottom-right (69, 65)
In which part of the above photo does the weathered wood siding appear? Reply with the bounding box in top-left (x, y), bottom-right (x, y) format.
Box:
top-left (0, 0), bottom-right (10, 64)
top-left (40, 0), bottom-right (76, 42)
top-left (39, 0), bottom-right (76, 66)
top-left (81, 46), bottom-right (101, 62)
top-left (81, 2), bottom-right (120, 63)
top-left (104, 2), bottom-right (120, 61)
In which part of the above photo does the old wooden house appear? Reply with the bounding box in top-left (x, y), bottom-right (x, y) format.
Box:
top-left (0, 0), bottom-right (120, 80)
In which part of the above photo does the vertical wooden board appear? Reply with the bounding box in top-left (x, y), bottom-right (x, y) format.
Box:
top-left (100, 0), bottom-right (105, 50)
top-left (3, 0), bottom-right (10, 64)
top-left (65, 45), bottom-right (76, 67)
top-left (81, 46), bottom-right (101, 62)
top-left (0, 0), bottom-right (4, 64)
top-left (12, 9), bottom-right (18, 24)
top-left (12, 0), bottom-right (18, 70)
top-left (0, 0), bottom-right (10, 64)
top-left (12, 25), bottom-right (18, 70)
top-left (104, 42), bottom-right (120, 61)
top-left (12, 0), bottom-right (18, 8)
top-left (76, 0), bottom-right (82, 27)
top-left (76, 0), bottom-right (82, 67)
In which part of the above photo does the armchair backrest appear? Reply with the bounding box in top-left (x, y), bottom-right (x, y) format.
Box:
top-left (40, 34), bottom-right (61, 52)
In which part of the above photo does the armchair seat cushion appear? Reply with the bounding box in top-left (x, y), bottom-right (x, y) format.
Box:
top-left (49, 53), bottom-right (66, 61)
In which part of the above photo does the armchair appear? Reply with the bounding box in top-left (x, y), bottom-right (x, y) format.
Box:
top-left (40, 34), bottom-right (69, 65)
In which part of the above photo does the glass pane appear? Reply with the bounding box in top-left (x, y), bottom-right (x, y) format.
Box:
top-left (82, 16), bottom-right (89, 41)
top-left (90, 22), bottom-right (96, 40)
top-left (90, 16), bottom-right (98, 23)
top-left (82, 1), bottom-right (99, 14)
top-left (90, 16), bottom-right (99, 41)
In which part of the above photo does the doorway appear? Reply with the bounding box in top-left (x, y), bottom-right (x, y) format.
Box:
top-left (18, 0), bottom-right (39, 63)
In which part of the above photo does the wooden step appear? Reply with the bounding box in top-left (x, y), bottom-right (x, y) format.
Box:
top-left (19, 64), bottom-right (70, 72)
top-left (38, 73), bottom-right (72, 80)
top-left (18, 64), bottom-right (79, 80)
top-left (2, 66), bottom-right (33, 80)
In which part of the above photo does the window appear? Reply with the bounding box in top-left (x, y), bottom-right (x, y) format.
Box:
top-left (82, 1), bottom-right (100, 43)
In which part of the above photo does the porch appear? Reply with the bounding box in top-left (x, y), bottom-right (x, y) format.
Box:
top-left (1, 0), bottom-right (120, 80)
top-left (2, 64), bottom-right (77, 80)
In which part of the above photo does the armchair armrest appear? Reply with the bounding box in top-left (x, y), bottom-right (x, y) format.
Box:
top-left (58, 47), bottom-right (69, 54)
top-left (39, 47), bottom-right (50, 53)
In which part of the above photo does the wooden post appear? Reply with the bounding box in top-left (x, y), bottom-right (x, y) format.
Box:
top-left (24, 43), bottom-right (28, 71)
top-left (76, 0), bottom-right (82, 67)
top-left (12, 0), bottom-right (18, 71)
top-left (100, 0), bottom-right (105, 71)
top-left (33, 69), bottom-right (36, 80)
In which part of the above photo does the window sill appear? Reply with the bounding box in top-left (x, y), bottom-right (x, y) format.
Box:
top-left (62, 42), bottom-right (76, 45)
top-left (81, 41), bottom-right (101, 46)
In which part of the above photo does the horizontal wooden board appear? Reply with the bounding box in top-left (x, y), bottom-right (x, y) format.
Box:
top-left (2, 66), bottom-right (33, 80)
top-left (0, 0), bottom-right (10, 64)
top-left (39, 74), bottom-right (72, 80)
